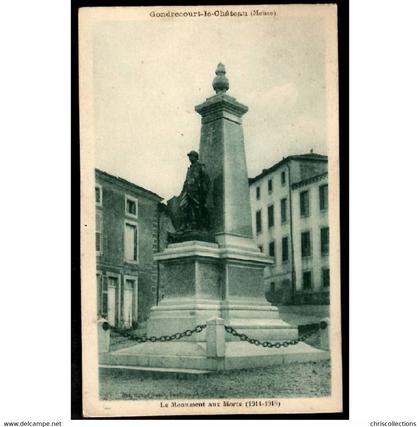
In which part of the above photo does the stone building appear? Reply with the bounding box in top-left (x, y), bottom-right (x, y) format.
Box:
top-left (95, 169), bottom-right (173, 329)
top-left (249, 153), bottom-right (329, 305)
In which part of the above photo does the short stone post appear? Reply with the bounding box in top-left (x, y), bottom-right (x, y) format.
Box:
top-left (206, 317), bottom-right (225, 359)
top-left (319, 317), bottom-right (330, 350)
top-left (97, 318), bottom-right (110, 353)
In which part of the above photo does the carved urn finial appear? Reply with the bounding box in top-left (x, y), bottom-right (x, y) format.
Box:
top-left (212, 63), bottom-right (229, 94)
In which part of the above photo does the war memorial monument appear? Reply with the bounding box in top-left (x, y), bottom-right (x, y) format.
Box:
top-left (99, 64), bottom-right (329, 372)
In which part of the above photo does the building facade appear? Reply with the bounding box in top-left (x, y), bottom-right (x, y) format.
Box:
top-left (95, 169), bottom-right (173, 330)
top-left (249, 153), bottom-right (329, 305)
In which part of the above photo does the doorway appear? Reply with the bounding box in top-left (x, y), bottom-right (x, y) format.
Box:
top-left (123, 277), bottom-right (138, 328)
top-left (106, 276), bottom-right (118, 327)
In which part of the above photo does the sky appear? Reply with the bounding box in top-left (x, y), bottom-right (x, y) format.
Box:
top-left (93, 9), bottom-right (329, 200)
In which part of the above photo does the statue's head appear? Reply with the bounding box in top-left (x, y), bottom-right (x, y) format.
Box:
top-left (187, 150), bottom-right (199, 163)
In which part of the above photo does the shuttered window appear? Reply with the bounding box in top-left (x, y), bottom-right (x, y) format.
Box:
top-left (124, 222), bottom-right (138, 262)
top-left (268, 179), bottom-right (273, 193)
top-left (321, 227), bottom-right (329, 255)
top-left (300, 190), bottom-right (310, 217)
top-left (301, 231), bottom-right (311, 257)
top-left (269, 241), bottom-right (276, 259)
top-left (319, 184), bottom-right (328, 211)
top-left (281, 198), bottom-right (287, 223)
top-left (282, 237), bottom-right (289, 262)
top-left (96, 212), bottom-right (103, 254)
top-left (256, 210), bottom-right (262, 233)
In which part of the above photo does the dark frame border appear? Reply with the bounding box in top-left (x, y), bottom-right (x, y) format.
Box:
top-left (71, 0), bottom-right (349, 419)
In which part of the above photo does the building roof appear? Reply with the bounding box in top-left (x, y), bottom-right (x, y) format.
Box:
top-left (248, 152), bottom-right (327, 184)
top-left (291, 171), bottom-right (328, 190)
top-left (95, 168), bottom-right (163, 202)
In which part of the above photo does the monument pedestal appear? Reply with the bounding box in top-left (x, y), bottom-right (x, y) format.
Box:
top-left (147, 240), bottom-right (298, 342)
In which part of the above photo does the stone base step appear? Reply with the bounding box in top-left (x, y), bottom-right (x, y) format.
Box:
top-left (99, 341), bottom-right (329, 372)
top-left (99, 365), bottom-right (211, 375)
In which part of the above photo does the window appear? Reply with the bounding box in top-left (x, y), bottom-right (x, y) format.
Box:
top-left (301, 231), bottom-right (311, 257)
top-left (96, 212), bottom-right (103, 255)
top-left (256, 210), bottom-right (262, 233)
top-left (282, 236), bottom-right (289, 262)
top-left (300, 190), bottom-right (310, 217)
top-left (303, 271), bottom-right (312, 290)
top-left (268, 178), bottom-right (273, 193)
top-left (269, 241), bottom-right (276, 259)
top-left (124, 221), bottom-right (138, 262)
top-left (256, 186), bottom-right (260, 200)
top-left (321, 227), bottom-right (329, 255)
top-left (95, 184), bottom-right (102, 206)
top-left (125, 195), bottom-right (138, 218)
top-left (268, 205), bottom-right (274, 228)
top-left (270, 282), bottom-right (276, 293)
top-left (281, 171), bottom-right (286, 186)
top-left (319, 184), bottom-right (328, 211)
top-left (322, 268), bottom-right (330, 288)
top-left (280, 198), bottom-right (287, 223)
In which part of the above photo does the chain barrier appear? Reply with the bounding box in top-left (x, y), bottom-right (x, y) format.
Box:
top-left (105, 320), bottom-right (327, 348)
top-left (224, 321), bottom-right (327, 348)
top-left (104, 322), bottom-right (207, 344)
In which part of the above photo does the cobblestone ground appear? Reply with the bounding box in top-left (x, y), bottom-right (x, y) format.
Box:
top-left (99, 360), bottom-right (330, 400)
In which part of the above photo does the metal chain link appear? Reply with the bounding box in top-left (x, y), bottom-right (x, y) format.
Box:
top-left (106, 323), bottom-right (207, 343)
top-left (104, 320), bottom-right (327, 348)
top-left (224, 321), bottom-right (327, 348)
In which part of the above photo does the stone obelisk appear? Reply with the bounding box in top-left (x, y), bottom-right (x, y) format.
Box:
top-left (196, 63), bottom-right (253, 240)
